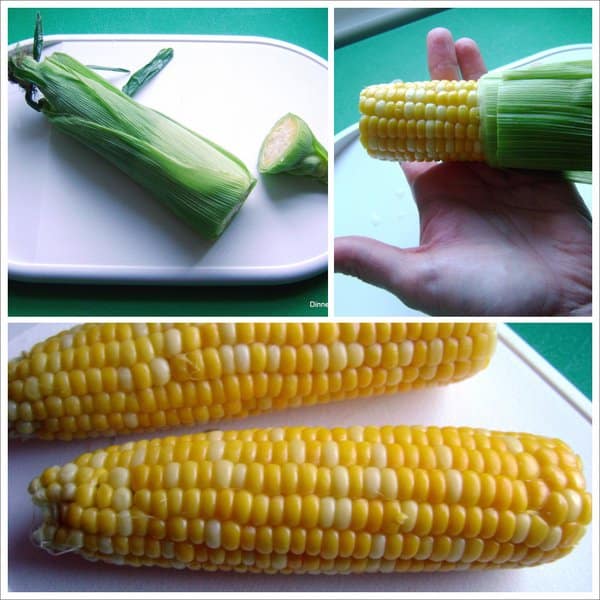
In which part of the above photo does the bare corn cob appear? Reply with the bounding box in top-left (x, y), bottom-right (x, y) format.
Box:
top-left (28, 425), bottom-right (591, 572)
top-left (359, 60), bottom-right (592, 181)
top-left (8, 323), bottom-right (497, 441)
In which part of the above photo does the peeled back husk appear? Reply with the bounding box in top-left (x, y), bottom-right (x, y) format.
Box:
top-left (478, 60), bottom-right (592, 179)
top-left (9, 52), bottom-right (256, 239)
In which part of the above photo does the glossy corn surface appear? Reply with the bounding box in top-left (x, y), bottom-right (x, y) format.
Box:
top-left (8, 322), bottom-right (497, 441)
top-left (29, 425), bottom-right (591, 573)
top-left (359, 80), bottom-right (484, 162)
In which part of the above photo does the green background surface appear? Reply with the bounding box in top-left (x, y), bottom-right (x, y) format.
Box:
top-left (507, 323), bottom-right (591, 401)
top-left (335, 7), bottom-right (592, 132)
top-left (8, 7), bottom-right (328, 317)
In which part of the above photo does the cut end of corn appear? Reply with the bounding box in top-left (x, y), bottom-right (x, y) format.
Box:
top-left (28, 425), bottom-right (591, 573)
top-left (359, 80), bottom-right (484, 162)
top-left (258, 114), bottom-right (299, 171)
top-left (258, 113), bottom-right (328, 184)
top-left (8, 322), bottom-right (496, 440)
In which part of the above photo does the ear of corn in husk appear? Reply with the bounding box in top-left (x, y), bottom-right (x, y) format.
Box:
top-left (28, 424), bottom-right (591, 572)
top-left (8, 322), bottom-right (496, 440)
top-left (8, 52), bottom-right (256, 238)
top-left (359, 60), bottom-right (591, 183)
top-left (258, 113), bottom-right (328, 184)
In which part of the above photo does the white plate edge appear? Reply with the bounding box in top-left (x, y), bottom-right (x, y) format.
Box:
top-left (497, 324), bottom-right (592, 422)
top-left (8, 254), bottom-right (328, 286)
top-left (8, 33), bottom-right (328, 69)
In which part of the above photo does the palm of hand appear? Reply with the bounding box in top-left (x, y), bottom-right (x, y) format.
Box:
top-left (402, 162), bottom-right (592, 315)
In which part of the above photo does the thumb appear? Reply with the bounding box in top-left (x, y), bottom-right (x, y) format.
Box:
top-left (334, 236), bottom-right (432, 309)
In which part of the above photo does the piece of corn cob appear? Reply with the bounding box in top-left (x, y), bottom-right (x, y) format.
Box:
top-left (258, 113), bottom-right (328, 184)
top-left (28, 425), bottom-right (591, 572)
top-left (359, 60), bottom-right (591, 180)
top-left (8, 323), bottom-right (497, 441)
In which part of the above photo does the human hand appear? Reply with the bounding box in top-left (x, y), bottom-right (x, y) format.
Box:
top-left (335, 28), bottom-right (592, 316)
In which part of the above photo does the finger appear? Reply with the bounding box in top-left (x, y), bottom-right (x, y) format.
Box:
top-left (334, 236), bottom-right (430, 308)
top-left (426, 28), bottom-right (460, 80)
top-left (400, 162), bottom-right (433, 188)
top-left (455, 37), bottom-right (487, 80)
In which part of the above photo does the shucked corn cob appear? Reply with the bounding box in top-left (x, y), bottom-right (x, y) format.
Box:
top-left (360, 79), bottom-right (484, 162)
top-left (28, 425), bottom-right (591, 572)
top-left (359, 61), bottom-right (592, 178)
top-left (8, 323), bottom-right (496, 440)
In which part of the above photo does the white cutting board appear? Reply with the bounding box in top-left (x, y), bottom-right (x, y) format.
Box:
top-left (6, 323), bottom-right (593, 593)
top-left (8, 35), bottom-right (328, 285)
top-left (334, 45), bottom-right (593, 316)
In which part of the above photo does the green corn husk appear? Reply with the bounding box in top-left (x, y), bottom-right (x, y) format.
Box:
top-left (479, 60), bottom-right (591, 182)
top-left (9, 52), bottom-right (256, 239)
top-left (258, 113), bottom-right (328, 184)
top-left (122, 47), bottom-right (173, 97)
